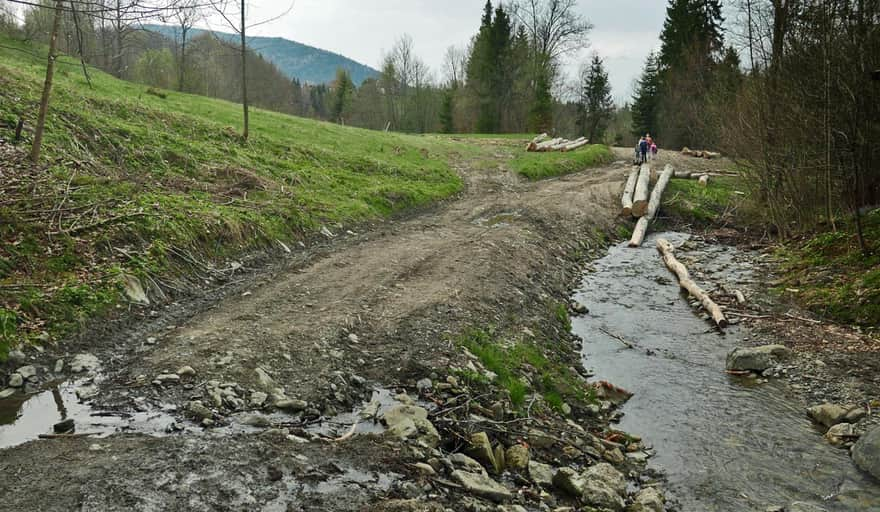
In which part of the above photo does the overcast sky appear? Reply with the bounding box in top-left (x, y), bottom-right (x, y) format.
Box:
top-left (207, 1), bottom-right (670, 103)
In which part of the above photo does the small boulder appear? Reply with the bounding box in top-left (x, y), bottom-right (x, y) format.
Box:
top-left (255, 368), bottom-right (274, 389)
top-left (155, 374), bottom-right (180, 384)
top-left (275, 398), bottom-right (308, 411)
top-left (451, 470), bottom-right (513, 503)
top-left (552, 467), bottom-right (587, 497)
top-left (449, 453), bottom-right (487, 475)
top-left (0, 388), bottom-right (16, 399)
top-left (250, 391), bottom-right (268, 407)
top-left (416, 378), bottom-right (433, 392)
top-left (16, 365), bottom-right (37, 380)
top-left (187, 401), bottom-right (214, 420)
top-left (583, 463), bottom-right (627, 495)
top-left (726, 345), bottom-right (790, 372)
top-left (505, 444), bottom-right (530, 470)
top-left (8, 373), bottom-right (23, 388)
top-left (528, 460), bottom-right (555, 488)
top-left (824, 422), bottom-right (855, 446)
top-left (70, 353), bottom-right (100, 373)
top-left (382, 404), bottom-right (439, 448)
top-left (628, 487), bottom-right (665, 512)
top-left (54, 359), bottom-right (64, 373)
top-left (466, 432), bottom-right (497, 471)
top-left (53, 418), bottom-right (75, 434)
top-left (807, 403), bottom-right (852, 428)
top-left (177, 366), bottom-right (196, 377)
top-left (853, 425), bottom-right (880, 481)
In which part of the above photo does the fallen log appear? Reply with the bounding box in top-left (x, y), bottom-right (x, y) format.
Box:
top-left (531, 133), bottom-right (549, 144)
top-left (561, 138), bottom-right (589, 152)
top-left (631, 163), bottom-right (651, 217)
top-left (533, 137), bottom-right (564, 152)
top-left (621, 167), bottom-right (639, 216)
top-left (656, 238), bottom-right (729, 328)
top-left (629, 164), bottom-right (674, 247)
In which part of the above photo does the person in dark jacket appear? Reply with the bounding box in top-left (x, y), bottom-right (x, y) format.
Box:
top-left (638, 137), bottom-right (648, 164)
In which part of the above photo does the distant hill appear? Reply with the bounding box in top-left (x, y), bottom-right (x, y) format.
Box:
top-left (143, 24), bottom-right (379, 85)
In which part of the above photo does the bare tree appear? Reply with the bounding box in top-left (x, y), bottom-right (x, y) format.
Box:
top-left (30, 0), bottom-right (64, 162)
top-left (510, 0), bottom-right (592, 62)
top-left (166, 0), bottom-right (200, 91)
top-left (442, 44), bottom-right (466, 88)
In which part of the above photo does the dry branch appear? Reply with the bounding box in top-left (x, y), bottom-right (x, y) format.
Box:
top-left (656, 238), bottom-right (728, 328)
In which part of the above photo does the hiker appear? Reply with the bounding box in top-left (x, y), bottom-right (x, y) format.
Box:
top-left (645, 133), bottom-right (654, 160)
top-left (638, 136), bottom-right (648, 164)
top-left (651, 142), bottom-right (658, 159)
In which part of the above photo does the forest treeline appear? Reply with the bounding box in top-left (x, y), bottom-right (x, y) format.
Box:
top-left (0, 0), bottom-right (624, 142)
top-left (630, 0), bottom-right (879, 250)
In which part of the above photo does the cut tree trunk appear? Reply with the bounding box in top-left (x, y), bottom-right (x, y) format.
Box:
top-left (561, 138), bottom-right (589, 152)
top-left (631, 163), bottom-right (651, 217)
top-left (698, 174), bottom-right (709, 187)
top-left (531, 138), bottom-right (564, 152)
top-left (621, 167), bottom-right (639, 216)
top-left (656, 238), bottom-right (729, 328)
top-left (629, 164), bottom-right (674, 247)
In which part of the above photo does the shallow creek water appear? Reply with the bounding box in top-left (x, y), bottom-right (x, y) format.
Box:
top-left (574, 232), bottom-right (880, 511)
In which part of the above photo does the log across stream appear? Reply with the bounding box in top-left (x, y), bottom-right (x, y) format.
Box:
top-left (572, 232), bottom-right (880, 511)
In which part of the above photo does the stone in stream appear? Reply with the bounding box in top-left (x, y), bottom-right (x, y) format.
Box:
top-left (382, 404), bottom-right (440, 448)
top-left (852, 425), bottom-right (880, 481)
top-left (628, 487), bottom-right (665, 512)
top-left (16, 365), bottom-right (37, 380)
top-left (54, 359), bottom-right (64, 373)
top-left (69, 353), bottom-right (100, 373)
top-left (176, 366), bottom-right (196, 377)
top-left (450, 470), bottom-right (513, 502)
top-left (725, 345), bottom-right (791, 372)
top-left (275, 398), bottom-right (308, 412)
top-left (53, 418), bottom-right (75, 434)
top-left (0, 388), bottom-right (16, 399)
top-left (187, 400), bottom-right (214, 420)
top-left (7, 373), bottom-right (23, 388)
top-left (807, 403), bottom-right (860, 428)
top-left (255, 368), bottom-right (274, 389)
top-left (824, 422), bottom-right (855, 446)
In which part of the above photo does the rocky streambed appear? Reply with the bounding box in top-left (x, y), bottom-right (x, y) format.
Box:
top-left (574, 232), bottom-right (880, 511)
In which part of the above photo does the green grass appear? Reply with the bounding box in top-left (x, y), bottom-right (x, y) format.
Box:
top-left (774, 209), bottom-right (880, 326)
top-left (457, 326), bottom-right (592, 412)
top-left (663, 176), bottom-right (741, 224)
top-left (510, 144), bottom-right (614, 180)
top-left (0, 36), bottom-right (467, 353)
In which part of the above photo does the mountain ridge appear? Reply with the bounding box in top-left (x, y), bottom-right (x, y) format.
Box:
top-left (143, 24), bottom-right (379, 85)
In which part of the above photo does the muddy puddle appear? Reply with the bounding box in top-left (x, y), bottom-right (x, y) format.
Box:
top-left (574, 232), bottom-right (880, 511)
top-left (1, 379), bottom-right (403, 450)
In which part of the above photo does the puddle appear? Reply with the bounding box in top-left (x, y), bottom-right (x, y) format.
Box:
top-left (574, 232), bottom-right (880, 511)
top-left (0, 379), bottom-right (179, 449)
top-left (1, 382), bottom-right (408, 450)
top-left (475, 211), bottom-right (522, 227)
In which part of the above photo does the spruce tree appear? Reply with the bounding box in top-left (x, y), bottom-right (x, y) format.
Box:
top-left (631, 52), bottom-right (660, 138)
top-left (578, 54), bottom-right (614, 142)
top-left (331, 68), bottom-right (354, 123)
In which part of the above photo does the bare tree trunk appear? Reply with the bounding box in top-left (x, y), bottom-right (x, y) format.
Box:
top-left (657, 238), bottom-right (729, 328)
top-left (240, 0), bottom-right (249, 140)
top-left (178, 27), bottom-right (188, 91)
top-left (30, 0), bottom-right (64, 163)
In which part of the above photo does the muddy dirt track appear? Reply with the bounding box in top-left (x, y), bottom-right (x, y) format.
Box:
top-left (0, 147), bottom-right (650, 511)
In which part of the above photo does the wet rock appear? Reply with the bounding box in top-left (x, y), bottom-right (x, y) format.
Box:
top-left (201, 418), bottom-right (215, 427)
top-left (528, 460), bottom-right (555, 488)
top-left (467, 432), bottom-right (497, 471)
top-left (54, 418), bottom-right (75, 434)
top-left (603, 447), bottom-right (626, 464)
top-left (450, 470), bottom-right (513, 503)
top-left (54, 359), bottom-right (64, 373)
top-left (845, 406), bottom-right (867, 424)
top-left (242, 414), bottom-right (272, 427)
top-left (449, 453), bottom-right (487, 475)
top-left (187, 400), bottom-right (213, 420)
top-left (0, 388), bottom-right (16, 399)
top-left (176, 366), bottom-right (196, 377)
top-left (824, 422), bottom-right (855, 446)
top-left (16, 365), bottom-right (36, 380)
top-left (383, 405), bottom-right (440, 448)
top-left (628, 487), bottom-right (665, 512)
top-left (70, 353), bottom-right (100, 373)
top-left (8, 373), bottom-right (23, 388)
top-left (250, 391), bottom-right (268, 407)
top-left (853, 426), bottom-right (880, 481)
top-left (725, 345), bottom-right (790, 372)
top-left (76, 385), bottom-right (99, 401)
top-left (505, 444), bottom-right (529, 470)
top-left (255, 368), bottom-right (274, 389)
top-left (807, 403), bottom-right (854, 428)
top-left (275, 398), bottom-right (308, 412)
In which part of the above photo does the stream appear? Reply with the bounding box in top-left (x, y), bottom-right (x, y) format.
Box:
top-left (574, 232), bottom-right (880, 511)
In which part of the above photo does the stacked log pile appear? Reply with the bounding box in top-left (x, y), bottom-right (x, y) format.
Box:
top-left (526, 134), bottom-right (590, 152)
top-left (681, 147), bottom-right (721, 159)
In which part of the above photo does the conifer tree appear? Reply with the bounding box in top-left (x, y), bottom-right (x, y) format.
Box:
top-left (578, 54), bottom-right (613, 142)
top-left (631, 52), bottom-right (660, 138)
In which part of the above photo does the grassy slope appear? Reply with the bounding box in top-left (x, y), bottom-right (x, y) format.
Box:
top-left (510, 144), bottom-right (614, 180)
top-left (0, 37), bottom-right (465, 352)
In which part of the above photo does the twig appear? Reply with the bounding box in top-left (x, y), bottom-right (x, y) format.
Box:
top-left (598, 327), bottom-right (634, 349)
top-left (785, 312), bottom-right (822, 324)
top-left (332, 422), bottom-right (357, 442)
top-left (48, 212), bottom-right (150, 236)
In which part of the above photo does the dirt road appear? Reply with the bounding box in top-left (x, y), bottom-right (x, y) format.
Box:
top-left (0, 146), bottom-right (638, 511)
